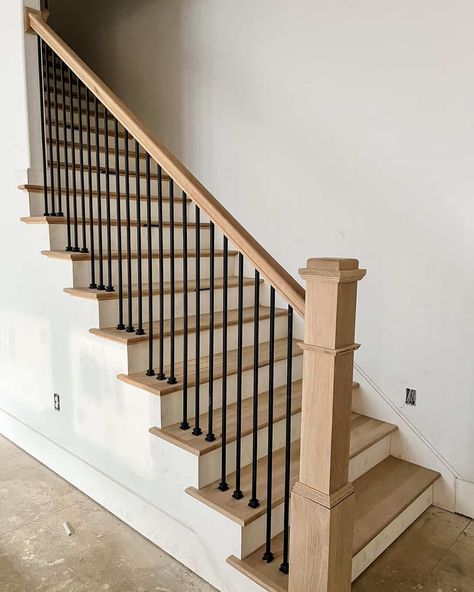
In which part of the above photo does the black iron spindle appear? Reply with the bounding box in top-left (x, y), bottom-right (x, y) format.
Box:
top-left (263, 287), bottom-right (276, 563)
top-left (59, 59), bottom-right (72, 250)
top-left (279, 305), bottom-right (294, 575)
top-left (103, 110), bottom-right (113, 289)
top-left (135, 142), bottom-right (144, 332)
top-left (218, 236), bottom-right (229, 491)
top-left (180, 191), bottom-right (190, 429)
top-left (86, 89), bottom-right (96, 288)
top-left (44, 45), bottom-right (56, 215)
top-left (77, 80), bottom-right (87, 252)
top-left (249, 269), bottom-right (261, 509)
top-left (124, 130), bottom-right (134, 332)
top-left (167, 179), bottom-right (177, 382)
top-left (146, 154), bottom-right (155, 375)
top-left (232, 253), bottom-right (245, 500)
top-left (51, 53), bottom-right (63, 217)
top-left (37, 38), bottom-right (49, 216)
top-left (192, 205), bottom-right (202, 436)
top-left (205, 222), bottom-right (216, 442)
top-left (115, 119), bottom-right (125, 327)
top-left (156, 165), bottom-right (166, 379)
top-left (69, 67), bottom-right (79, 250)
top-left (94, 96), bottom-right (105, 288)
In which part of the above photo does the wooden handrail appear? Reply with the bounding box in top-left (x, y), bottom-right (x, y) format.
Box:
top-left (26, 9), bottom-right (306, 317)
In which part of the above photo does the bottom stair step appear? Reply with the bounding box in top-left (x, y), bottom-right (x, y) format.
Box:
top-left (227, 456), bottom-right (440, 592)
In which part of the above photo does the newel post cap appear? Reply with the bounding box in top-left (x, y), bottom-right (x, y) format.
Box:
top-left (299, 258), bottom-right (366, 283)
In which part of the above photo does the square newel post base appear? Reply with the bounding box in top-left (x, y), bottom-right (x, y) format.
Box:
top-left (289, 482), bottom-right (355, 592)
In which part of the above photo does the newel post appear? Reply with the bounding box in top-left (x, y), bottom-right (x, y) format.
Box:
top-left (289, 258), bottom-right (366, 592)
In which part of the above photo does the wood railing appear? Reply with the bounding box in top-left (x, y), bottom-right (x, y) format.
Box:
top-left (25, 8), bottom-right (305, 317)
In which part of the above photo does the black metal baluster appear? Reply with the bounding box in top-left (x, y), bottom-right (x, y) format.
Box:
top-left (218, 236), bottom-right (229, 491)
top-left (94, 96), bottom-right (105, 288)
top-left (77, 79), bottom-right (87, 252)
top-left (180, 191), bottom-right (190, 430)
top-left (263, 287), bottom-right (276, 563)
top-left (51, 53), bottom-right (63, 217)
top-left (192, 205), bottom-right (202, 436)
top-left (156, 165), bottom-right (166, 380)
top-left (124, 130), bottom-right (134, 332)
top-left (86, 89), bottom-right (96, 288)
top-left (146, 154), bottom-right (155, 375)
top-left (249, 269), bottom-right (261, 509)
top-left (103, 110), bottom-right (113, 289)
top-left (37, 38), bottom-right (49, 216)
top-left (59, 60), bottom-right (72, 250)
top-left (279, 305), bottom-right (294, 575)
top-left (205, 222), bottom-right (216, 442)
top-left (135, 141), bottom-right (144, 332)
top-left (69, 66), bottom-right (79, 250)
top-left (167, 179), bottom-right (177, 383)
top-left (44, 45), bottom-right (56, 215)
top-left (115, 119), bottom-right (125, 327)
top-left (232, 252), bottom-right (245, 500)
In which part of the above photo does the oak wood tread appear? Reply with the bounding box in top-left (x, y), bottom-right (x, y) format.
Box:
top-left (185, 413), bottom-right (396, 527)
top-left (151, 380), bottom-right (303, 457)
top-left (48, 160), bottom-right (169, 181)
top-left (21, 216), bottom-right (210, 229)
top-left (20, 184), bottom-right (189, 203)
top-left (42, 248), bottom-right (236, 263)
top-left (90, 305), bottom-right (286, 345)
top-left (227, 456), bottom-right (440, 592)
top-left (64, 275), bottom-right (259, 301)
top-left (118, 338), bottom-right (302, 397)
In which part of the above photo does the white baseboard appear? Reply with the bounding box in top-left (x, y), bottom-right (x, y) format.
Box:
top-left (455, 479), bottom-right (474, 519)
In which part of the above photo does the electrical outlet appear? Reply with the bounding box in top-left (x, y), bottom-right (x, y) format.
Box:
top-left (405, 388), bottom-right (416, 406)
top-left (54, 393), bottom-right (61, 411)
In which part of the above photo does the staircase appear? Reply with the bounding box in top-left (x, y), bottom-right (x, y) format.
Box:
top-left (21, 9), bottom-right (441, 592)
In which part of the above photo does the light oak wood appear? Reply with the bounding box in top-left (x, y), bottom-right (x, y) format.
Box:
top-left (21, 215), bottom-right (209, 229)
top-left (90, 305), bottom-right (285, 346)
top-left (227, 457), bottom-right (439, 592)
top-left (42, 248), bottom-right (235, 263)
top-left (26, 9), bottom-right (305, 317)
top-left (289, 258), bottom-right (366, 592)
top-left (118, 338), bottom-right (302, 398)
top-left (64, 275), bottom-right (259, 301)
top-left (48, 160), bottom-right (169, 181)
top-left (184, 410), bottom-right (390, 526)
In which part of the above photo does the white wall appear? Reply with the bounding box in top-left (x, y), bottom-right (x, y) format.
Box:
top-left (48, 0), bottom-right (474, 483)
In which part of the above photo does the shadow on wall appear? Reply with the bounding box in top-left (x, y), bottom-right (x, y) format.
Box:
top-left (48, 0), bottom-right (187, 155)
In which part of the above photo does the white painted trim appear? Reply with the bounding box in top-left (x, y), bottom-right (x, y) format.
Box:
top-left (455, 479), bottom-right (474, 519)
top-left (351, 485), bottom-right (433, 581)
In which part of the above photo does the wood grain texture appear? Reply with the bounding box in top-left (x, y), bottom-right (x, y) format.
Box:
top-left (42, 248), bottom-right (236, 263)
top-left (21, 215), bottom-right (210, 229)
top-left (27, 9), bottom-right (306, 316)
top-left (118, 338), bottom-right (302, 397)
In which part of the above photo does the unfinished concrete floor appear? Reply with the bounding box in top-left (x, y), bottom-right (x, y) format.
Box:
top-left (1, 434), bottom-right (473, 592)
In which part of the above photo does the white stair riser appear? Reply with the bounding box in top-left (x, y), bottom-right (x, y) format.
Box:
top-left (198, 413), bottom-right (302, 488)
top-left (159, 355), bottom-right (303, 427)
top-left (70, 252), bottom-right (238, 287)
top-left (28, 191), bottom-right (187, 221)
top-left (349, 435), bottom-right (392, 482)
top-left (96, 282), bottom-right (259, 327)
top-left (126, 314), bottom-right (288, 373)
top-left (239, 434), bottom-right (393, 558)
top-left (48, 222), bottom-right (212, 252)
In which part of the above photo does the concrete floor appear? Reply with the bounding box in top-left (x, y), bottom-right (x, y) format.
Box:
top-left (1, 435), bottom-right (473, 592)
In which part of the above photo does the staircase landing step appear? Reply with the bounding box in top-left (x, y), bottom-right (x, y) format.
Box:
top-left (227, 456), bottom-right (440, 591)
top-left (185, 413), bottom-right (395, 527)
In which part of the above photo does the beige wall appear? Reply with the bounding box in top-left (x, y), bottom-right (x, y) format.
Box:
top-left (49, 0), bottom-right (474, 482)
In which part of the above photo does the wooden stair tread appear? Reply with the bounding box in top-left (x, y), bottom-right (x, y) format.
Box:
top-left (42, 248), bottom-right (236, 263)
top-left (118, 338), bottom-right (302, 397)
top-left (49, 160), bottom-right (169, 181)
top-left (64, 275), bottom-right (259, 301)
top-left (185, 412), bottom-right (395, 527)
top-left (21, 216), bottom-right (210, 229)
top-left (91, 305), bottom-right (286, 345)
top-left (151, 380), bottom-right (303, 457)
top-left (47, 138), bottom-right (147, 159)
top-left (227, 456), bottom-right (440, 592)
top-left (20, 184), bottom-right (189, 203)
